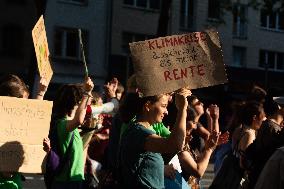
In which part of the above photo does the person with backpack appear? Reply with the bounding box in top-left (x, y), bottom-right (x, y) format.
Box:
top-left (46, 77), bottom-right (94, 189)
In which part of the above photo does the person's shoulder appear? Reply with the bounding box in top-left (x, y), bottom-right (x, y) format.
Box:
top-left (133, 123), bottom-right (155, 135)
top-left (242, 130), bottom-right (256, 143)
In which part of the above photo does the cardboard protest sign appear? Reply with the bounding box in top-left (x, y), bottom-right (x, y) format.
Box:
top-left (0, 96), bottom-right (53, 173)
top-left (32, 15), bottom-right (53, 83)
top-left (129, 29), bottom-right (228, 96)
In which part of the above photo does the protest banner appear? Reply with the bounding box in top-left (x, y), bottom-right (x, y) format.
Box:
top-left (129, 29), bottom-right (228, 96)
top-left (32, 15), bottom-right (53, 84)
top-left (0, 96), bottom-right (53, 173)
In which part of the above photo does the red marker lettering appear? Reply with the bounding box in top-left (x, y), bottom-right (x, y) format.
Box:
top-left (164, 71), bottom-right (172, 81)
top-left (197, 64), bottom-right (205, 75)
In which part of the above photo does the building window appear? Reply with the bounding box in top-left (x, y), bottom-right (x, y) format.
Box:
top-left (122, 32), bottom-right (154, 53)
top-left (259, 50), bottom-right (284, 71)
top-left (124, 0), bottom-right (160, 10)
top-left (180, 0), bottom-right (194, 29)
top-left (58, 0), bottom-right (87, 5)
top-left (0, 24), bottom-right (24, 57)
top-left (260, 9), bottom-right (284, 31)
top-left (233, 46), bottom-right (246, 67)
top-left (208, 0), bottom-right (220, 19)
top-left (54, 27), bottom-right (88, 62)
top-left (233, 4), bottom-right (247, 38)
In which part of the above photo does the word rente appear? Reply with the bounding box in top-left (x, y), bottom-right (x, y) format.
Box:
top-left (164, 64), bottom-right (205, 81)
top-left (148, 32), bottom-right (206, 50)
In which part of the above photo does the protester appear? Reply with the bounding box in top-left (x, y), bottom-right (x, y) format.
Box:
top-left (49, 77), bottom-right (94, 189)
top-left (115, 81), bottom-right (125, 101)
top-left (0, 74), bottom-right (50, 189)
top-left (236, 101), bottom-right (265, 188)
top-left (214, 100), bottom-right (244, 174)
top-left (187, 95), bottom-right (212, 153)
top-left (119, 88), bottom-right (191, 188)
top-left (107, 75), bottom-right (171, 171)
top-left (244, 96), bottom-right (284, 188)
top-left (178, 107), bottom-right (220, 188)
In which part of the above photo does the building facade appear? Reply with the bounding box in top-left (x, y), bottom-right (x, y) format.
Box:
top-left (1, 0), bottom-right (283, 97)
top-left (110, 0), bottom-right (284, 94)
top-left (45, 0), bottom-right (111, 92)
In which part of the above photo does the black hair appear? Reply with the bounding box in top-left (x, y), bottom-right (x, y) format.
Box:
top-left (187, 95), bottom-right (198, 107)
top-left (263, 95), bottom-right (280, 117)
top-left (52, 84), bottom-right (83, 119)
top-left (187, 107), bottom-right (197, 122)
top-left (241, 101), bottom-right (263, 126)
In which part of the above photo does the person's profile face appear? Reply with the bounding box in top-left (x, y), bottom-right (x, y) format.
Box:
top-left (149, 95), bottom-right (169, 123)
top-left (255, 109), bottom-right (266, 129)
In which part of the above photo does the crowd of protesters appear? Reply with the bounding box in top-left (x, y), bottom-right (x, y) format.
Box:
top-left (0, 73), bottom-right (283, 189)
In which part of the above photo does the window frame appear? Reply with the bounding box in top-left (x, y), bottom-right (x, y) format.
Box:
top-left (259, 50), bottom-right (284, 71)
top-left (57, 0), bottom-right (88, 6)
top-left (232, 3), bottom-right (248, 39)
top-left (232, 46), bottom-right (246, 67)
top-left (53, 27), bottom-right (88, 63)
top-left (180, 0), bottom-right (194, 30)
top-left (260, 9), bottom-right (284, 32)
top-left (123, 0), bottom-right (161, 11)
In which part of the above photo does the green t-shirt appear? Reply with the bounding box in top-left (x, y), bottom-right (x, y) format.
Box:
top-left (56, 118), bottom-right (84, 181)
top-left (120, 117), bottom-right (171, 140)
top-left (0, 173), bottom-right (22, 189)
top-left (151, 122), bottom-right (171, 138)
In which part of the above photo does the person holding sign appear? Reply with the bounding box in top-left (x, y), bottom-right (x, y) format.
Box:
top-left (0, 74), bottom-right (50, 189)
top-left (119, 88), bottom-right (191, 188)
top-left (49, 77), bottom-right (94, 189)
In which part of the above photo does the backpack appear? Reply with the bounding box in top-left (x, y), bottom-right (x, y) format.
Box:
top-left (44, 117), bottom-right (74, 189)
top-left (209, 150), bottom-right (244, 189)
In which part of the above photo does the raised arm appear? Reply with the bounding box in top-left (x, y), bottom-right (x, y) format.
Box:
top-left (144, 88), bottom-right (191, 153)
top-left (66, 77), bottom-right (94, 132)
top-left (204, 104), bottom-right (220, 133)
top-left (179, 131), bottom-right (219, 177)
top-left (36, 77), bottom-right (49, 100)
